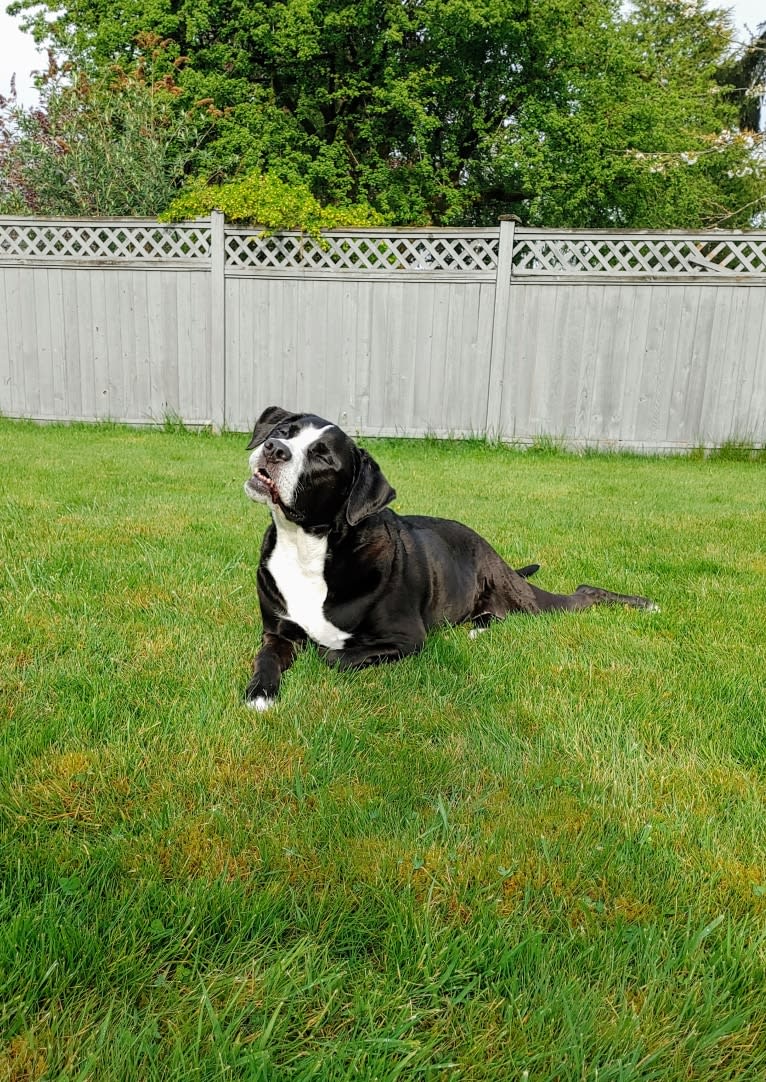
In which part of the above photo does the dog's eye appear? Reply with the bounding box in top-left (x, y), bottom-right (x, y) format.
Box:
top-left (312, 442), bottom-right (332, 463)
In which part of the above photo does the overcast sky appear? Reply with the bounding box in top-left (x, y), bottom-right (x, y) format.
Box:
top-left (1, 1), bottom-right (764, 108)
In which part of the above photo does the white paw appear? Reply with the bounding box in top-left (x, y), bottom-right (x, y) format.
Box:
top-left (246, 695), bottom-right (274, 712)
top-left (469, 626), bottom-right (488, 640)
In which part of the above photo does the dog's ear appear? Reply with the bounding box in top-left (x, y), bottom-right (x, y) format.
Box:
top-left (346, 449), bottom-right (396, 526)
top-left (246, 406), bottom-right (293, 450)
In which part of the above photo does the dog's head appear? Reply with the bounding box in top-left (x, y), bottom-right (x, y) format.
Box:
top-left (244, 406), bottom-right (396, 529)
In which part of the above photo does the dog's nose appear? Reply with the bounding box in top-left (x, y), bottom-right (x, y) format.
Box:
top-left (263, 438), bottom-right (292, 463)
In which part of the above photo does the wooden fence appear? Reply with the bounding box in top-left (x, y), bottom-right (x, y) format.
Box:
top-left (1, 213), bottom-right (765, 450)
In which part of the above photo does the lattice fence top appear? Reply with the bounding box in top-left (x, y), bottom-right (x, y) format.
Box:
top-left (0, 220), bottom-right (211, 261)
top-left (225, 230), bottom-right (500, 272)
top-left (2, 218), bottom-right (766, 276)
top-left (512, 233), bottom-right (766, 276)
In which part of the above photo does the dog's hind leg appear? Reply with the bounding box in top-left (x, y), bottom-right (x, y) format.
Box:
top-left (483, 560), bottom-right (656, 616)
top-left (523, 581), bottom-right (658, 613)
top-left (567, 584), bottom-right (658, 612)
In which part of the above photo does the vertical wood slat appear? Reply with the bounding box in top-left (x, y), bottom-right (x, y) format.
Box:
top-left (210, 210), bottom-right (226, 431)
top-left (486, 217), bottom-right (515, 438)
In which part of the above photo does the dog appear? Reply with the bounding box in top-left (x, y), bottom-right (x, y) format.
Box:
top-left (243, 406), bottom-right (656, 710)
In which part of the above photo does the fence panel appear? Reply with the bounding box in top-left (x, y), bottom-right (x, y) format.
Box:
top-left (223, 226), bottom-right (499, 436)
top-left (224, 274), bottom-right (497, 437)
top-left (0, 219), bottom-right (213, 425)
top-left (496, 280), bottom-right (766, 449)
top-left (0, 264), bottom-right (213, 425)
top-left (498, 229), bottom-right (766, 449)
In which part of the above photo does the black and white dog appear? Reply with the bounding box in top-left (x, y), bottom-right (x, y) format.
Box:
top-left (243, 406), bottom-right (656, 710)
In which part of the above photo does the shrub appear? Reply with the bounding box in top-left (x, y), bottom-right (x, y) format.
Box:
top-left (0, 40), bottom-right (210, 216)
top-left (160, 171), bottom-right (386, 233)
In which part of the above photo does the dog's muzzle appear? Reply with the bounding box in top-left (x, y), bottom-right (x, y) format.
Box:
top-left (245, 438), bottom-right (294, 505)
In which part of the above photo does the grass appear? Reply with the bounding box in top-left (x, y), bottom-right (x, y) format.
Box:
top-left (1, 417), bottom-right (765, 1081)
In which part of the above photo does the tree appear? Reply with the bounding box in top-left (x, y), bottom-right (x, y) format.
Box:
top-left (489, 0), bottom-right (766, 227)
top-left (6, 0), bottom-right (765, 226)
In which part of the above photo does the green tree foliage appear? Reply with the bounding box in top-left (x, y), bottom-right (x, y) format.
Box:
top-left (498, 0), bottom-right (766, 227)
top-left (5, 0), bottom-right (766, 226)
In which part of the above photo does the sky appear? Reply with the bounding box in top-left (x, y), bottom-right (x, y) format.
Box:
top-left (1, 1), bottom-right (764, 108)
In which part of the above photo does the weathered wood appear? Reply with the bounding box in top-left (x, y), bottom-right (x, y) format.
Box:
top-left (0, 217), bottom-right (764, 448)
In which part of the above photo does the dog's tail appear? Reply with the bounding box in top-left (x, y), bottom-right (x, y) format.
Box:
top-left (515, 563), bottom-right (540, 579)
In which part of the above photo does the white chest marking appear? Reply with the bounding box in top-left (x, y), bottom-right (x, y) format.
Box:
top-left (267, 514), bottom-right (350, 651)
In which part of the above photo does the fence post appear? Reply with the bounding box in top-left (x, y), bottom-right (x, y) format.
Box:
top-left (210, 210), bottom-right (226, 432)
top-left (485, 216), bottom-right (516, 440)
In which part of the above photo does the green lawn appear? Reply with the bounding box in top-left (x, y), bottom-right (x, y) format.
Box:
top-left (1, 418), bottom-right (765, 1081)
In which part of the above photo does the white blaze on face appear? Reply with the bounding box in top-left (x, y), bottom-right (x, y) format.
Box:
top-left (248, 423), bottom-right (333, 508)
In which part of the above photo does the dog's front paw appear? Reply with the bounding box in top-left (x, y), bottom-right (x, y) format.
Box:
top-left (245, 694), bottom-right (274, 712)
top-left (244, 676), bottom-right (277, 712)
